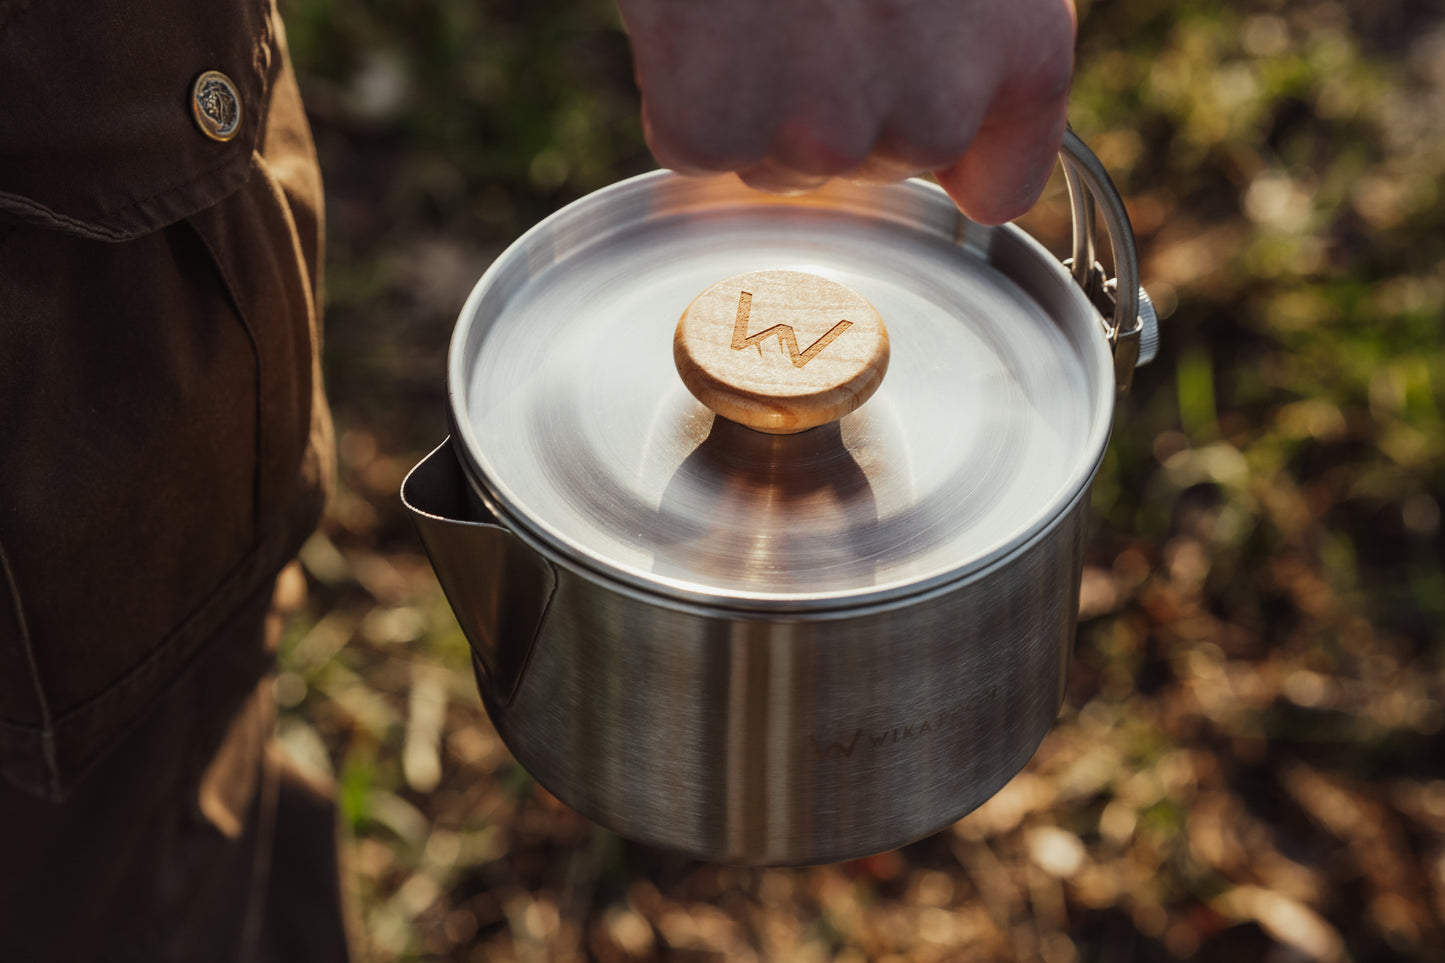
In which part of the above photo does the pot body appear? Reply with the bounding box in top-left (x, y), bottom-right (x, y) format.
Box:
top-left (406, 149), bottom-right (1147, 865)
top-left (404, 441), bottom-right (1091, 865)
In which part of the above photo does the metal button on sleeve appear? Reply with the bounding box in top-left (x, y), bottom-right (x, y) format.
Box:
top-left (191, 71), bottom-right (242, 142)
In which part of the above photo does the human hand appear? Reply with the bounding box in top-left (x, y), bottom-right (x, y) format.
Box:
top-left (617, 0), bottom-right (1076, 224)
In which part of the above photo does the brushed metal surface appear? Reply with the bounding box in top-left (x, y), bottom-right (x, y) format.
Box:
top-left (447, 173), bottom-right (1114, 607)
top-left (494, 481), bottom-right (1086, 866)
top-left (408, 438), bottom-right (1088, 865)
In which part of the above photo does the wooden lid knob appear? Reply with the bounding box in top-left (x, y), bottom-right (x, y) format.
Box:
top-left (673, 270), bottom-right (889, 434)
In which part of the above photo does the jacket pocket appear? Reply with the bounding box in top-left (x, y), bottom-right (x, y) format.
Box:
top-left (0, 37), bottom-right (329, 798)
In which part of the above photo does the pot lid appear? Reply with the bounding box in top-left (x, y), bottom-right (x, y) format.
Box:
top-left (448, 172), bottom-right (1115, 610)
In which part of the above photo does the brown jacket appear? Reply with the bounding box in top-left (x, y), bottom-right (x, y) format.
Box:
top-left (0, 2), bottom-right (351, 957)
top-left (0, 0), bottom-right (332, 803)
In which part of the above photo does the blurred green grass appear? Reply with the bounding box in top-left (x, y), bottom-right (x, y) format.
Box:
top-left (274, 0), bottom-right (1445, 959)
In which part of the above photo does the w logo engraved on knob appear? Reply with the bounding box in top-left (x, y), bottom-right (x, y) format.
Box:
top-left (674, 269), bottom-right (889, 433)
top-left (731, 290), bottom-right (853, 369)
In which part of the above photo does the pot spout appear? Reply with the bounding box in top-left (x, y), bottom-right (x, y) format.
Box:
top-left (401, 439), bottom-right (556, 706)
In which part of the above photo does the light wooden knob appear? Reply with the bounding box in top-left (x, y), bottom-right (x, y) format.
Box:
top-left (673, 270), bottom-right (889, 434)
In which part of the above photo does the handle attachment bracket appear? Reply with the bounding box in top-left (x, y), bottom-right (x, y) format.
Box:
top-left (1058, 129), bottom-right (1158, 394)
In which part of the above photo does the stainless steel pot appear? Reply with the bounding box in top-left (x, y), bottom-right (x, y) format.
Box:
top-left (403, 131), bottom-right (1157, 865)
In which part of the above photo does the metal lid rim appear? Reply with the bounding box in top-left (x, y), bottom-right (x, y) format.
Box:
top-left (446, 170), bottom-right (1116, 612)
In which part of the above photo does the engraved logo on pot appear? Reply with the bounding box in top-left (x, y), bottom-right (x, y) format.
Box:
top-left (732, 290), bottom-right (852, 369)
top-left (808, 687), bottom-right (1000, 761)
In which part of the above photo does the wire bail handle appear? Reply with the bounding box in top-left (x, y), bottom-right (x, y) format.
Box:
top-left (1058, 128), bottom-right (1158, 394)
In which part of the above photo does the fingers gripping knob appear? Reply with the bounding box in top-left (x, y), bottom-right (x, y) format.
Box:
top-left (673, 270), bottom-right (890, 434)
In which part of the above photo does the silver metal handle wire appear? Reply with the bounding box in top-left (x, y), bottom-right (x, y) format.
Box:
top-left (1058, 129), bottom-right (1156, 393)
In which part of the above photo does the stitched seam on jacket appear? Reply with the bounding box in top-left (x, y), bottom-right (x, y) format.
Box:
top-left (0, 224), bottom-right (56, 778)
top-left (186, 177), bottom-right (266, 526)
top-left (0, 534), bottom-right (61, 796)
top-left (0, 507), bottom-right (301, 737)
top-left (0, 147), bottom-right (252, 242)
